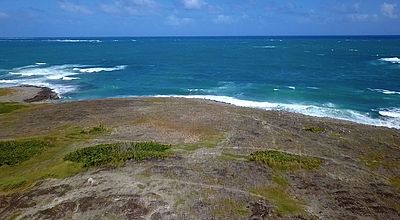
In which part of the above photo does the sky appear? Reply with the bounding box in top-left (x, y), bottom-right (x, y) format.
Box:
top-left (0, 0), bottom-right (399, 37)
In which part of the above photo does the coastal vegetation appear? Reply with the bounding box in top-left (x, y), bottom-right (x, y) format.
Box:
top-left (0, 139), bottom-right (50, 166)
top-left (64, 142), bottom-right (171, 167)
top-left (249, 150), bottom-right (322, 171)
top-left (0, 88), bottom-right (15, 96)
top-left (0, 102), bottom-right (27, 114)
top-left (303, 126), bottom-right (325, 133)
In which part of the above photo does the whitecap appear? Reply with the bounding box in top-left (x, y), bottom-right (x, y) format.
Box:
top-left (379, 57), bottom-right (400, 64)
top-left (379, 110), bottom-right (400, 118)
top-left (254, 45), bottom-right (276, 49)
top-left (44, 39), bottom-right (102, 43)
top-left (288, 86), bottom-right (296, 90)
top-left (73, 65), bottom-right (127, 73)
top-left (306, 87), bottom-right (320, 90)
top-left (151, 95), bottom-right (400, 129)
top-left (273, 88), bottom-right (279, 91)
top-left (368, 88), bottom-right (400, 95)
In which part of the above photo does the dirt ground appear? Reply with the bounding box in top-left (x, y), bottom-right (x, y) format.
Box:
top-left (0, 92), bottom-right (399, 219)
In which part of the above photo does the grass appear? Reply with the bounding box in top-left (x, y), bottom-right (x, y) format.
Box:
top-left (303, 126), bottom-right (325, 133)
top-left (0, 139), bottom-right (51, 166)
top-left (212, 198), bottom-right (250, 219)
top-left (251, 186), bottom-right (304, 216)
top-left (390, 177), bottom-right (400, 192)
top-left (0, 102), bottom-right (27, 114)
top-left (177, 133), bottom-right (224, 152)
top-left (219, 153), bottom-right (248, 161)
top-left (360, 152), bottom-right (385, 169)
top-left (249, 150), bottom-right (322, 171)
top-left (0, 88), bottom-right (15, 96)
top-left (0, 124), bottom-right (110, 194)
top-left (64, 142), bottom-right (171, 167)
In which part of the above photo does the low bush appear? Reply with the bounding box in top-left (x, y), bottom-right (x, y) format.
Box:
top-left (249, 150), bottom-right (322, 170)
top-left (0, 140), bottom-right (50, 166)
top-left (64, 142), bottom-right (170, 167)
top-left (0, 102), bottom-right (27, 114)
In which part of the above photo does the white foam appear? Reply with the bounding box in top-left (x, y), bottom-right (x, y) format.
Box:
top-left (379, 57), bottom-right (400, 64)
top-left (5, 63), bottom-right (127, 96)
top-left (131, 39), bottom-right (137, 42)
top-left (74, 65), bottom-right (127, 73)
top-left (254, 45), bottom-right (276, 49)
top-left (379, 111), bottom-right (400, 118)
top-left (273, 88), bottom-right (279, 91)
top-left (152, 95), bottom-right (400, 129)
top-left (307, 87), bottom-right (320, 90)
top-left (288, 86), bottom-right (296, 90)
top-left (0, 79), bottom-right (20, 84)
top-left (368, 88), bottom-right (400, 95)
top-left (44, 39), bottom-right (102, 43)
top-left (35, 62), bottom-right (47, 65)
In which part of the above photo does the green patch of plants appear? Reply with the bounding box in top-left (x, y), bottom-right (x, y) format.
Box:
top-left (251, 186), bottom-right (304, 215)
top-left (212, 198), bottom-right (250, 218)
top-left (177, 134), bottom-right (223, 152)
top-left (64, 142), bottom-right (171, 167)
top-left (0, 102), bottom-right (27, 114)
top-left (79, 123), bottom-right (107, 135)
top-left (360, 152), bottom-right (385, 169)
top-left (0, 88), bottom-right (15, 96)
top-left (219, 153), bottom-right (248, 161)
top-left (249, 150), bottom-right (322, 171)
top-left (390, 177), bottom-right (400, 192)
top-left (303, 126), bottom-right (325, 133)
top-left (0, 139), bottom-right (51, 166)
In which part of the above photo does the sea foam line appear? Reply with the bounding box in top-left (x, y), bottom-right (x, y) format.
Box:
top-left (379, 57), bottom-right (400, 64)
top-left (152, 95), bottom-right (400, 129)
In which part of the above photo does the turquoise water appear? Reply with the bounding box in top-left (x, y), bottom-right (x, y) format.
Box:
top-left (0, 36), bottom-right (399, 128)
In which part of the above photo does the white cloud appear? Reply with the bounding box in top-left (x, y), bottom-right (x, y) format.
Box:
top-left (0, 11), bottom-right (8, 19)
top-left (100, 0), bottom-right (157, 15)
top-left (58, 0), bottom-right (92, 15)
top-left (181, 0), bottom-right (205, 10)
top-left (213, 14), bottom-right (232, 24)
top-left (165, 14), bottom-right (192, 26)
top-left (347, 13), bottom-right (369, 21)
top-left (381, 2), bottom-right (398, 18)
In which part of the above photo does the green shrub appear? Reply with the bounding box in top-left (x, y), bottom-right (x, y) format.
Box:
top-left (64, 142), bottom-right (170, 167)
top-left (303, 126), bottom-right (325, 133)
top-left (79, 123), bottom-right (107, 135)
top-left (249, 150), bottom-right (322, 170)
top-left (0, 103), bottom-right (27, 114)
top-left (0, 140), bottom-right (50, 166)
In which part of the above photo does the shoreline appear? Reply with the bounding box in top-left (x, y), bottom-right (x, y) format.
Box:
top-left (0, 85), bottom-right (399, 131)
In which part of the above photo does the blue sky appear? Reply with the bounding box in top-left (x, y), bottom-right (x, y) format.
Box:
top-left (0, 0), bottom-right (399, 37)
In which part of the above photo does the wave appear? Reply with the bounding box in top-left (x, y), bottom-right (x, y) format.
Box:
top-left (152, 95), bottom-right (400, 129)
top-left (368, 88), bottom-right (400, 95)
top-left (254, 45), bottom-right (276, 49)
top-left (288, 86), bottom-right (296, 90)
top-left (43, 39), bottom-right (102, 43)
top-left (379, 57), bottom-right (400, 64)
top-left (73, 65), bottom-right (127, 73)
top-left (379, 108), bottom-right (400, 118)
top-left (4, 63), bottom-right (127, 96)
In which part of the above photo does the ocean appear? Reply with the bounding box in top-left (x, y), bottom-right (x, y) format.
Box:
top-left (0, 36), bottom-right (399, 129)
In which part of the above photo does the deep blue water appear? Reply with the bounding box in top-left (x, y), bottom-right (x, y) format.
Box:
top-left (0, 36), bottom-right (399, 128)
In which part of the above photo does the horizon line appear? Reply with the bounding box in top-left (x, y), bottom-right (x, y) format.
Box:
top-left (1, 34), bottom-right (400, 39)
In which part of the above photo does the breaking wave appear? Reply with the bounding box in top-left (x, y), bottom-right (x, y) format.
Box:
top-left (153, 95), bottom-right (400, 129)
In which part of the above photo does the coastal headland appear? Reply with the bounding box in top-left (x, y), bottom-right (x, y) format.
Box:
top-left (0, 86), bottom-right (399, 219)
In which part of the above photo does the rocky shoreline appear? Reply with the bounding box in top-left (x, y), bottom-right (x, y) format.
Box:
top-left (0, 87), bottom-right (399, 219)
top-left (0, 86), bottom-right (58, 103)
